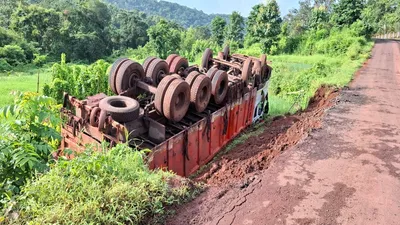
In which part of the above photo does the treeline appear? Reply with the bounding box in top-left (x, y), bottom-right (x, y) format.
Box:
top-left (0, 0), bottom-right (153, 69)
top-left (1, 0), bottom-right (399, 72)
top-left (105, 0), bottom-right (229, 28)
top-left (242, 0), bottom-right (400, 55)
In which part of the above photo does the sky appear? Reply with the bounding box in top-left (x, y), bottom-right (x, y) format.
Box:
top-left (164, 0), bottom-right (299, 16)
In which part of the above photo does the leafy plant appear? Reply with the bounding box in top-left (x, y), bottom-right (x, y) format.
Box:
top-left (44, 54), bottom-right (111, 102)
top-left (0, 92), bottom-right (61, 208)
top-left (7, 144), bottom-right (192, 224)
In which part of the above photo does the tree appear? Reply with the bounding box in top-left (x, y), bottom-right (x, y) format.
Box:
top-left (226, 11), bottom-right (245, 45)
top-left (10, 4), bottom-right (62, 54)
top-left (284, 0), bottom-right (313, 35)
top-left (0, 0), bottom-right (24, 28)
top-left (110, 8), bottom-right (149, 50)
top-left (331, 0), bottom-right (364, 27)
top-left (211, 16), bottom-right (226, 46)
top-left (246, 0), bottom-right (282, 53)
top-left (310, 6), bottom-right (329, 30)
top-left (361, 0), bottom-right (399, 34)
top-left (147, 19), bottom-right (182, 59)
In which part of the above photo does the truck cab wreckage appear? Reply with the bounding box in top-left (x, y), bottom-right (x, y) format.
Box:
top-left (59, 47), bottom-right (272, 177)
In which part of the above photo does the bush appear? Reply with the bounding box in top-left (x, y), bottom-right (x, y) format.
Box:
top-left (0, 92), bottom-right (61, 208)
top-left (44, 54), bottom-right (111, 102)
top-left (297, 28), bottom-right (367, 57)
top-left (0, 59), bottom-right (12, 72)
top-left (191, 39), bottom-right (220, 64)
top-left (346, 42), bottom-right (362, 60)
top-left (125, 42), bottom-right (157, 62)
top-left (33, 54), bottom-right (48, 67)
top-left (0, 45), bottom-right (26, 66)
top-left (236, 43), bottom-right (263, 57)
top-left (6, 144), bottom-right (192, 224)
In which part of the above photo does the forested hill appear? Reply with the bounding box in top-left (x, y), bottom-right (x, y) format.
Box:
top-left (105, 0), bottom-right (229, 27)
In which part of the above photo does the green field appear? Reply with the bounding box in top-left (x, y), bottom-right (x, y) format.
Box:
top-left (0, 65), bottom-right (52, 106)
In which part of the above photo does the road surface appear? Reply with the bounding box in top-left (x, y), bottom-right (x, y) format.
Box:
top-left (168, 40), bottom-right (400, 225)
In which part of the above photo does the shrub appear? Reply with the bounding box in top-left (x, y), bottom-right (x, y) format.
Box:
top-left (33, 54), bottom-right (48, 67)
top-left (346, 42), bottom-right (362, 60)
top-left (191, 39), bottom-right (220, 64)
top-left (0, 92), bottom-right (61, 208)
top-left (0, 45), bottom-right (26, 66)
top-left (0, 59), bottom-right (12, 72)
top-left (6, 144), bottom-right (192, 224)
top-left (124, 42), bottom-right (157, 62)
top-left (236, 43), bottom-right (263, 57)
top-left (44, 54), bottom-right (111, 102)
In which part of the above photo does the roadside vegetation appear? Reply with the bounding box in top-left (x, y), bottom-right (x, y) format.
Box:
top-left (0, 0), bottom-right (398, 223)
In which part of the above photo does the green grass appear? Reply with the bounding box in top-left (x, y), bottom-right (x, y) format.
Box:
top-left (0, 65), bottom-right (52, 106)
top-left (266, 43), bottom-right (373, 114)
top-left (5, 144), bottom-right (193, 225)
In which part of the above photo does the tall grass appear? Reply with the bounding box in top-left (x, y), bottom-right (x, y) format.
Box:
top-left (5, 144), bottom-right (193, 225)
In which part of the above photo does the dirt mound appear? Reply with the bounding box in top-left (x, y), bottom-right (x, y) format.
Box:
top-left (197, 86), bottom-right (339, 186)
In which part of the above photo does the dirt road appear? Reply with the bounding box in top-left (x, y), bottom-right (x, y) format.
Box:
top-left (167, 40), bottom-right (400, 225)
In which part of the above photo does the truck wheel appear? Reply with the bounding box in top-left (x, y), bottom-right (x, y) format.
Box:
top-left (163, 79), bottom-right (190, 122)
top-left (109, 58), bottom-right (129, 95)
top-left (166, 54), bottom-right (179, 67)
top-left (115, 60), bottom-right (145, 96)
top-left (146, 58), bottom-right (169, 85)
top-left (191, 74), bottom-right (212, 112)
top-left (241, 59), bottom-right (253, 86)
top-left (212, 70), bottom-right (229, 104)
top-left (201, 48), bottom-right (213, 71)
top-left (143, 56), bottom-right (157, 74)
top-left (89, 107), bottom-right (101, 127)
top-left (154, 76), bottom-right (179, 115)
top-left (223, 46), bottom-right (230, 60)
top-left (99, 96), bottom-right (140, 123)
top-left (170, 56), bottom-right (189, 74)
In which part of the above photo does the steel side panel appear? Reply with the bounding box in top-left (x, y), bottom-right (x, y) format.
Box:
top-left (61, 128), bottom-right (100, 158)
top-left (243, 93), bottom-right (250, 127)
top-left (168, 133), bottom-right (185, 177)
top-left (210, 109), bottom-right (223, 157)
top-left (198, 119), bottom-right (211, 166)
top-left (150, 142), bottom-right (168, 171)
top-left (237, 98), bottom-right (245, 132)
top-left (221, 107), bottom-right (230, 147)
top-left (232, 103), bottom-right (240, 137)
top-left (247, 92), bottom-right (254, 126)
top-left (186, 123), bottom-right (200, 176)
top-left (228, 102), bottom-right (238, 139)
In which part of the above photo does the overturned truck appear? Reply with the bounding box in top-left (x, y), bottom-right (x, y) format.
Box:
top-left (59, 47), bottom-right (272, 177)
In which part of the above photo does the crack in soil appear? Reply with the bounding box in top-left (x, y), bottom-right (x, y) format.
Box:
top-left (216, 179), bottom-right (261, 225)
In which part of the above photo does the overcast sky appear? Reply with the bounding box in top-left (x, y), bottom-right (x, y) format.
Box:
top-left (164, 0), bottom-right (299, 16)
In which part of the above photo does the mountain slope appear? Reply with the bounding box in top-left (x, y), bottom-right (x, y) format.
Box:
top-left (105, 0), bottom-right (229, 27)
